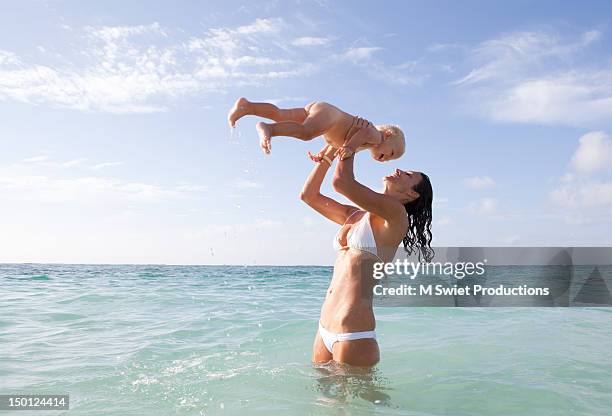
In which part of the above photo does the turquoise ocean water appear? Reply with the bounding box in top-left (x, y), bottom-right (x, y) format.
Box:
top-left (1, 264), bottom-right (611, 415)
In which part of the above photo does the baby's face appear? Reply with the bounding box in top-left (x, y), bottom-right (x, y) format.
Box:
top-left (370, 136), bottom-right (405, 162)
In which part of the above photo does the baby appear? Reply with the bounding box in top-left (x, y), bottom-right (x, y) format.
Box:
top-left (228, 98), bottom-right (405, 161)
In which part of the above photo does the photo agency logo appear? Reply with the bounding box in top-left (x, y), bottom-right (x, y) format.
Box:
top-left (370, 247), bottom-right (612, 307)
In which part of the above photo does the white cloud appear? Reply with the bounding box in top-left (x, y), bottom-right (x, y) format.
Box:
top-left (549, 180), bottom-right (612, 224)
top-left (550, 181), bottom-right (612, 208)
top-left (292, 36), bottom-right (330, 46)
top-left (427, 43), bottom-right (465, 52)
top-left (61, 158), bottom-right (88, 168)
top-left (174, 184), bottom-right (208, 192)
top-left (0, 50), bottom-right (20, 65)
top-left (87, 22), bottom-right (167, 43)
top-left (432, 197), bottom-right (448, 209)
top-left (339, 47), bottom-right (381, 63)
top-left (570, 131), bottom-right (612, 174)
top-left (0, 18), bottom-right (311, 113)
top-left (235, 18), bottom-right (282, 35)
top-left (503, 235), bottom-right (521, 244)
top-left (473, 74), bottom-right (612, 125)
top-left (222, 56), bottom-right (290, 67)
top-left (549, 131), bottom-right (612, 224)
top-left (234, 178), bottom-right (263, 189)
top-left (369, 60), bottom-right (430, 86)
top-left (185, 17), bottom-right (282, 54)
top-left (337, 47), bottom-right (429, 86)
top-left (469, 197), bottom-right (498, 215)
top-left (92, 161), bottom-right (123, 170)
top-left (0, 174), bottom-right (206, 204)
top-left (464, 176), bottom-right (495, 190)
top-left (263, 96), bottom-right (308, 106)
top-left (301, 216), bottom-right (323, 227)
top-left (16, 156), bottom-right (125, 171)
top-left (454, 29), bottom-right (612, 126)
top-left (561, 173), bottom-right (575, 183)
top-left (21, 155), bottom-right (49, 163)
top-left (454, 30), bottom-right (600, 86)
top-left (435, 215), bottom-right (452, 227)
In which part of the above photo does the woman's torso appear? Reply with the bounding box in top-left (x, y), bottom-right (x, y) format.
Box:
top-left (319, 249), bottom-right (378, 333)
top-left (319, 211), bottom-right (401, 333)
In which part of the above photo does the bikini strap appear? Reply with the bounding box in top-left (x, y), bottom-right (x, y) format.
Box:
top-left (343, 209), bottom-right (364, 225)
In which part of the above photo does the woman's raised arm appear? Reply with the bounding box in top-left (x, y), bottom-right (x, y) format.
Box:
top-left (300, 144), bottom-right (359, 225)
top-left (332, 154), bottom-right (406, 225)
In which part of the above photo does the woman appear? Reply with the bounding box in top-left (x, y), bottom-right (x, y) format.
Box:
top-left (300, 141), bottom-right (433, 367)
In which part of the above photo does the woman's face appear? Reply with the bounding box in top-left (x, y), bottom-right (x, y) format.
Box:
top-left (383, 169), bottom-right (422, 201)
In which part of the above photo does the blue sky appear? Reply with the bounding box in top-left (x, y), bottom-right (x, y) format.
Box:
top-left (1, 0), bottom-right (612, 265)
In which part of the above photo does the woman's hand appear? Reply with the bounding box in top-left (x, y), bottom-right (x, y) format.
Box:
top-left (308, 144), bottom-right (337, 164)
top-left (307, 150), bottom-right (324, 163)
top-left (336, 145), bottom-right (355, 161)
top-left (336, 117), bottom-right (372, 160)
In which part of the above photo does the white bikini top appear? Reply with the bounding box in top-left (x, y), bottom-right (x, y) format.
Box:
top-left (333, 210), bottom-right (382, 260)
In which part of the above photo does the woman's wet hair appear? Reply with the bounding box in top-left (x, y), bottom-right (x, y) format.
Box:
top-left (402, 172), bottom-right (434, 262)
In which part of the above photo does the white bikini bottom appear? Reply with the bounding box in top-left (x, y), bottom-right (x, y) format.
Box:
top-left (318, 321), bottom-right (377, 353)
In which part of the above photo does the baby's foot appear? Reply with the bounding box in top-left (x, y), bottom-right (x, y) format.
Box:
top-left (256, 122), bottom-right (271, 154)
top-left (227, 97), bottom-right (250, 128)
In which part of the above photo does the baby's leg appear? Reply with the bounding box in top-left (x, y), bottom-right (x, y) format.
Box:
top-left (257, 104), bottom-right (334, 154)
top-left (228, 97), bottom-right (308, 127)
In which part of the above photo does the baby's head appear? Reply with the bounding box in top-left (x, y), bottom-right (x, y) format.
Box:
top-left (370, 124), bottom-right (405, 162)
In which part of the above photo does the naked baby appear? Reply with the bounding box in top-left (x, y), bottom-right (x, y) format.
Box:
top-left (227, 98), bottom-right (405, 161)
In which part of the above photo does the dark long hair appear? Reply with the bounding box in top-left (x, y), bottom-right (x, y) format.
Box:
top-left (402, 172), bottom-right (434, 262)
